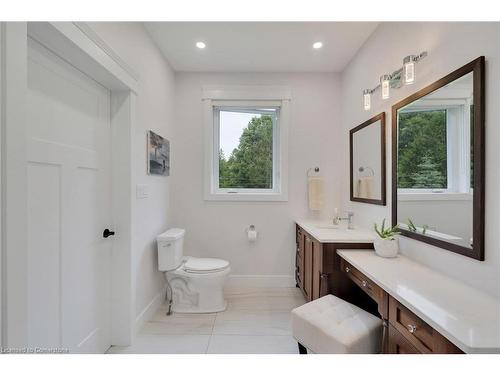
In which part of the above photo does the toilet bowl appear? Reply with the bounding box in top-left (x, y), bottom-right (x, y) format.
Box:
top-left (157, 229), bottom-right (230, 313)
top-left (167, 257), bottom-right (230, 313)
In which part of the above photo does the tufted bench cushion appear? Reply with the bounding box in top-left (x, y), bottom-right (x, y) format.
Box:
top-left (291, 294), bottom-right (382, 354)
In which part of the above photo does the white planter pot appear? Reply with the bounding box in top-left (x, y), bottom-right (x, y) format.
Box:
top-left (374, 237), bottom-right (399, 258)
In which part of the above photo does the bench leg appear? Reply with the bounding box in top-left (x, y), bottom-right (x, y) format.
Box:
top-left (298, 342), bottom-right (307, 354)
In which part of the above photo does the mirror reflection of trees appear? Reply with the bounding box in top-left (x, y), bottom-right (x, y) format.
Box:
top-left (398, 110), bottom-right (447, 189)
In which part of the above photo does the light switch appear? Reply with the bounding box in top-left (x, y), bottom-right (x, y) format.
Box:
top-left (136, 184), bottom-right (149, 199)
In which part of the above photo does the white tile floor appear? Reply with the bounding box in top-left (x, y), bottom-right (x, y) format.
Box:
top-left (107, 287), bottom-right (306, 354)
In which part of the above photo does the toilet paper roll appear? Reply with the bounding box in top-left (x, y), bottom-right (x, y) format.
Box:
top-left (247, 229), bottom-right (257, 242)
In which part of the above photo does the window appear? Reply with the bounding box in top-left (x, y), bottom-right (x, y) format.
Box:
top-left (398, 109), bottom-right (448, 190)
top-left (216, 107), bottom-right (278, 190)
top-left (203, 86), bottom-right (290, 201)
top-left (398, 102), bottom-right (472, 196)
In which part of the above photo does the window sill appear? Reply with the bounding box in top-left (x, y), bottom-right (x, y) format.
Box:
top-left (204, 191), bottom-right (288, 202)
top-left (398, 192), bottom-right (473, 201)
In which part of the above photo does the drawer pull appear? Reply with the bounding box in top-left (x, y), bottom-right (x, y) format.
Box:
top-left (407, 324), bottom-right (417, 334)
top-left (362, 280), bottom-right (367, 287)
top-left (345, 266), bottom-right (350, 273)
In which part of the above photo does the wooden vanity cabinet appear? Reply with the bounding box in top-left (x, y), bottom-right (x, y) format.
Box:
top-left (304, 234), bottom-right (313, 300)
top-left (296, 226), bottom-right (329, 301)
top-left (296, 228), bottom-right (305, 292)
top-left (295, 224), bottom-right (373, 303)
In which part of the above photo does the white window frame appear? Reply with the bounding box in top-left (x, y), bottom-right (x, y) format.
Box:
top-left (202, 86), bottom-right (290, 201)
top-left (397, 99), bottom-right (472, 200)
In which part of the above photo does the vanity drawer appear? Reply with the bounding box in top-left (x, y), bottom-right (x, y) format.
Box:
top-left (340, 258), bottom-right (384, 306)
top-left (388, 297), bottom-right (462, 354)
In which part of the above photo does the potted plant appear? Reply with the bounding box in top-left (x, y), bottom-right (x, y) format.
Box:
top-left (373, 219), bottom-right (399, 258)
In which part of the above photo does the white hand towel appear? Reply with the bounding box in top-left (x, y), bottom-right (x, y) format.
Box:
top-left (357, 176), bottom-right (374, 199)
top-left (308, 176), bottom-right (324, 211)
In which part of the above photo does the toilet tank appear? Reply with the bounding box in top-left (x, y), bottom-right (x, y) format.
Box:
top-left (157, 228), bottom-right (185, 271)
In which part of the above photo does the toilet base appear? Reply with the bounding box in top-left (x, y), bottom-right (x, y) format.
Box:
top-left (166, 265), bottom-right (230, 314)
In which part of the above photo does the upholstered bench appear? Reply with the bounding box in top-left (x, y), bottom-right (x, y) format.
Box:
top-left (291, 294), bottom-right (382, 354)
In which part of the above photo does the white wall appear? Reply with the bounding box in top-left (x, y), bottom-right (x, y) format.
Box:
top-left (86, 23), bottom-right (175, 318)
top-left (172, 73), bottom-right (341, 286)
top-left (340, 22), bottom-right (500, 297)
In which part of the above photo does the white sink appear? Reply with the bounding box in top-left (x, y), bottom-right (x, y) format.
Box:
top-left (315, 224), bottom-right (340, 229)
top-left (296, 220), bottom-right (376, 243)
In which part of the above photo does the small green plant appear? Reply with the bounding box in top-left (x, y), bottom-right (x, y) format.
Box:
top-left (407, 218), bottom-right (429, 235)
top-left (374, 219), bottom-right (399, 240)
top-left (407, 218), bottom-right (417, 232)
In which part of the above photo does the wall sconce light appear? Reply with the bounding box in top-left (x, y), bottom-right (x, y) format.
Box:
top-left (363, 89), bottom-right (372, 111)
top-left (380, 75), bottom-right (391, 100)
top-left (362, 51), bottom-right (427, 110)
top-left (403, 55), bottom-right (416, 85)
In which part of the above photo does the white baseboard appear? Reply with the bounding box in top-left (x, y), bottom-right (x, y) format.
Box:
top-left (134, 291), bottom-right (164, 334)
top-left (226, 275), bottom-right (296, 290)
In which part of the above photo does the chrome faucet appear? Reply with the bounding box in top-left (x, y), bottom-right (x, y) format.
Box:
top-left (334, 211), bottom-right (355, 229)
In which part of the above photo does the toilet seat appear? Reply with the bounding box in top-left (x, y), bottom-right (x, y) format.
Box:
top-left (183, 257), bottom-right (229, 274)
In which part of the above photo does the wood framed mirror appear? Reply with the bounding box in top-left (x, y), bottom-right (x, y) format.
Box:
top-left (392, 57), bottom-right (485, 260)
top-left (350, 112), bottom-right (386, 205)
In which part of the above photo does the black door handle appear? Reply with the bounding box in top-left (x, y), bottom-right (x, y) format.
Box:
top-left (103, 229), bottom-right (115, 238)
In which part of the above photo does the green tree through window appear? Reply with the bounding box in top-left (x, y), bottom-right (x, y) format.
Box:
top-left (219, 115), bottom-right (273, 189)
top-left (398, 110), bottom-right (447, 189)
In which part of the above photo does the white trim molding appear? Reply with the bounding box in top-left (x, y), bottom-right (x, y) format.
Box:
top-left (1, 22), bottom-right (29, 348)
top-left (134, 291), bottom-right (164, 335)
top-left (202, 86), bottom-right (290, 202)
top-left (73, 22), bottom-right (139, 82)
top-left (27, 22), bottom-right (139, 93)
top-left (202, 85), bottom-right (292, 101)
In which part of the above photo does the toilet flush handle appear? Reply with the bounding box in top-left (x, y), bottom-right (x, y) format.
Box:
top-left (103, 229), bottom-right (115, 238)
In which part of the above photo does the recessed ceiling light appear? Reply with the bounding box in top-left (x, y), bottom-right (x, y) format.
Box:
top-left (196, 41), bottom-right (206, 49)
top-left (312, 42), bottom-right (323, 49)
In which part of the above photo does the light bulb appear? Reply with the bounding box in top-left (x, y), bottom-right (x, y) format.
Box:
top-left (196, 41), bottom-right (206, 49)
top-left (363, 89), bottom-right (371, 111)
top-left (403, 55), bottom-right (416, 85)
top-left (312, 41), bottom-right (323, 49)
top-left (380, 74), bottom-right (391, 100)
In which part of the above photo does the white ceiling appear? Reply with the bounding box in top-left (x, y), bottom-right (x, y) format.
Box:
top-left (144, 22), bottom-right (379, 73)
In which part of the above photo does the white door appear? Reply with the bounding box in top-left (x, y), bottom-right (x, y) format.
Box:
top-left (26, 38), bottom-right (112, 353)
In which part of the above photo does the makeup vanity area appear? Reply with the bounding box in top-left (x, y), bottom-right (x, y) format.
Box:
top-left (295, 221), bottom-right (500, 354)
top-left (295, 56), bottom-right (500, 354)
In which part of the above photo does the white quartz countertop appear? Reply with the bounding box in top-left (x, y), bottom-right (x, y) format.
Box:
top-left (296, 220), bottom-right (375, 243)
top-left (337, 249), bottom-right (500, 353)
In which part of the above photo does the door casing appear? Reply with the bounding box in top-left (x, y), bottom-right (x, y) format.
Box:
top-left (1, 22), bottom-right (138, 349)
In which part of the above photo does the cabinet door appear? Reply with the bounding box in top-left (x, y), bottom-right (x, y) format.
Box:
top-left (312, 239), bottom-right (323, 300)
top-left (388, 325), bottom-right (420, 354)
top-left (304, 235), bottom-right (313, 301)
top-left (296, 228), bottom-right (305, 290)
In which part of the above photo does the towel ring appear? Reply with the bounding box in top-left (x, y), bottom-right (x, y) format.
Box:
top-left (307, 167), bottom-right (320, 177)
top-left (358, 166), bottom-right (374, 177)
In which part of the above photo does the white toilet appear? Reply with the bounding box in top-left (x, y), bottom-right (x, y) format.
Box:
top-left (157, 228), bottom-right (230, 313)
